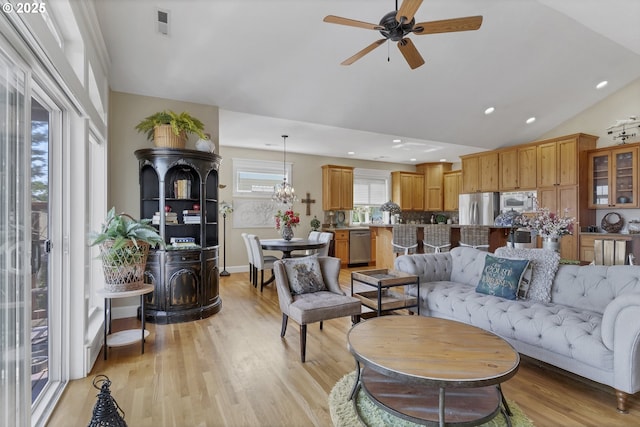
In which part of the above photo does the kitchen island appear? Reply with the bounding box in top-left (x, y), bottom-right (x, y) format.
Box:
top-left (370, 224), bottom-right (512, 270)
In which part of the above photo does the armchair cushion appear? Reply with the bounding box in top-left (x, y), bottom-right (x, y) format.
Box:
top-left (281, 254), bottom-right (327, 295)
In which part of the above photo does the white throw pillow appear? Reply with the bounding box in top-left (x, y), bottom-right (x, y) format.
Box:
top-left (494, 247), bottom-right (560, 303)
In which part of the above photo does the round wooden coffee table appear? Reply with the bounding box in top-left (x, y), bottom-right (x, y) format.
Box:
top-left (347, 315), bottom-right (520, 427)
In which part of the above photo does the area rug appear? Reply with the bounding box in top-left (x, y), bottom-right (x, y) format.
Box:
top-left (329, 371), bottom-right (535, 427)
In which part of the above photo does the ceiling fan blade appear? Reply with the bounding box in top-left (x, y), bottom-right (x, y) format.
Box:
top-left (341, 39), bottom-right (386, 65)
top-left (397, 38), bottom-right (425, 69)
top-left (413, 16), bottom-right (483, 35)
top-left (396, 0), bottom-right (423, 23)
top-left (323, 15), bottom-right (383, 30)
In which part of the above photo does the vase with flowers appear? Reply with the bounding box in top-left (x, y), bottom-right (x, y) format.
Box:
top-left (275, 209), bottom-right (300, 241)
top-left (515, 207), bottom-right (575, 252)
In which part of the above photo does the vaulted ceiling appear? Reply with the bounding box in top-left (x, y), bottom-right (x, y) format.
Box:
top-left (95, 0), bottom-right (640, 164)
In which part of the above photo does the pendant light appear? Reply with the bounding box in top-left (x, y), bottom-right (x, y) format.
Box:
top-left (272, 134), bottom-right (297, 205)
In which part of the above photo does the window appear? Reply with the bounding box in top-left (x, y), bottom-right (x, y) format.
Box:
top-left (352, 168), bottom-right (390, 223)
top-left (233, 158), bottom-right (292, 197)
top-left (353, 168), bottom-right (390, 206)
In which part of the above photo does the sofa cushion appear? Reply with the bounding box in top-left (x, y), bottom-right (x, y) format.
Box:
top-left (476, 254), bottom-right (530, 300)
top-left (281, 255), bottom-right (327, 295)
top-left (495, 247), bottom-right (560, 303)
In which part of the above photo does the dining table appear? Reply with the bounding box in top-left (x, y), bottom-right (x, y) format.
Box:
top-left (260, 238), bottom-right (328, 258)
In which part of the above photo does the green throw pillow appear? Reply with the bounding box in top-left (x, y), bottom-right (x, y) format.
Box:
top-left (281, 254), bottom-right (327, 295)
top-left (476, 254), bottom-right (530, 300)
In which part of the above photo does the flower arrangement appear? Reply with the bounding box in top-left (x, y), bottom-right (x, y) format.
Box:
top-left (275, 209), bottom-right (300, 230)
top-left (219, 201), bottom-right (233, 216)
top-left (516, 207), bottom-right (575, 237)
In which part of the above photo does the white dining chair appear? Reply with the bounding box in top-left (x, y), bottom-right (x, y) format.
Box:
top-left (241, 233), bottom-right (254, 285)
top-left (248, 234), bottom-right (279, 291)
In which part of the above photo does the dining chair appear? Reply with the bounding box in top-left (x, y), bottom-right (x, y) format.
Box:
top-left (248, 234), bottom-right (279, 291)
top-left (273, 255), bottom-right (361, 362)
top-left (316, 232), bottom-right (333, 257)
top-left (459, 226), bottom-right (490, 251)
top-left (423, 224), bottom-right (451, 253)
top-left (241, 233), bottom-right (254, 285)
top-left (593, 239), bottom-right (629, 265)
top-left (392, 224), bottom-right (418, 255)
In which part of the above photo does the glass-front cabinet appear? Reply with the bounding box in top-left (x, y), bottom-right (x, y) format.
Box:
top-left (588, 146), bottom-right (638, 208)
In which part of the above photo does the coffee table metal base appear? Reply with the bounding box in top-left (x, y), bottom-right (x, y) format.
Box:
top-left (351, 366), bottom-right (512, 427)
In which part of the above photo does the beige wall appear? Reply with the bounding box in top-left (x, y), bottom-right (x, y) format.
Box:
top-left (540, 77), bottom-right (640, 147)
top-left (108, 91), bottom-right (220, 213)
top-left (218, 145), bottom-right (415, 271)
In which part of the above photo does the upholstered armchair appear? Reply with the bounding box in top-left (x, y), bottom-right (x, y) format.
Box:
top-left (273, 255), bottom-right (361, 362)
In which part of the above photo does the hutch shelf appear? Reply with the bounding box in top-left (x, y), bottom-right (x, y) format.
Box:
top-left (134, 148), bottom-right (222, 323)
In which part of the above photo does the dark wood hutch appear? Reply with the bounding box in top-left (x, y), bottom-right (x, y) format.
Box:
top-left (134, 148), bottom-right (222, 323)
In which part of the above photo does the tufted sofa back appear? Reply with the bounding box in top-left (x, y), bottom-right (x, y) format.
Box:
top-left (394, 247), bottom-right (488, 288)
top-left (552, 264), bottom-right (640, 314)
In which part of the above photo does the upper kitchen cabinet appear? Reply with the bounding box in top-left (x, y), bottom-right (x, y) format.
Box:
top-left (322, 165), bottom-right (354, 211)
top-left (499, 145), bottom-right (537, 191)
top-left (416, 162), bottom-right (452, 211)
top-left (443, 170), bottom-right (462, 211)
top-left (536, 134), bottom-right (597, 188)
top-left (588, 144), bottom-right (639, 208)
top-left (461, 152), bottom-right (499, 193)
top-left (391, 171), bottom-right (424, 211)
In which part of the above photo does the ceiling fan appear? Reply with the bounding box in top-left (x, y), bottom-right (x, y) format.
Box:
top-left (323, 0), bottom-right (482, 69)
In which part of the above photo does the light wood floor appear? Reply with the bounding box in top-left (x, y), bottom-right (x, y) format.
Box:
top-left (48, 269), bottom-right (639, 426)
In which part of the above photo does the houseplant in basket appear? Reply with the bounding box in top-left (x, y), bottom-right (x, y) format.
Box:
top-left (135, 110), bottom-right (206, 149)
top-left (90, 208), bottom-right (165, 292)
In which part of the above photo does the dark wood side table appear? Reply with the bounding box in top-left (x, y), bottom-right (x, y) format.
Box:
top-left (97, 284), bottom-right (154, 360)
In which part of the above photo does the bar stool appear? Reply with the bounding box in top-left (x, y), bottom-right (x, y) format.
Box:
top-left (459, 226), bottom-right (490, 251)
top-left (392, 224), bottom-right (418, 255)
top-left (423, 224), bottom-right (451, 253)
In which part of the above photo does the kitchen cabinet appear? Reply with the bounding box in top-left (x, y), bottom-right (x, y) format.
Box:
top-left (391, 171), bottom-right (424, 211)
top-left (134, 148), bottom-right (221, 323)
top-left (499, 145), bottom-right (537, 190)
top-left (588, 145), bottom-right (638, 208)
top-left (443, 170), bottom-right (462, 211)
top-left (333, 229), bottom-right (349, 267)
top-left (537, 185), bottom-right (580, 260)
top-left (322, 165), bottom-right (354, 211)
top-left (579, 233), bottom-right (633, 263)
top-left (370, 227), bottom-right (377, 266)
top-left (536, 134), bottom-right (597, 188)
top-left (461, 152), bottom-right (499, 193)
top-left (416, 162), bottom-right (452, 210)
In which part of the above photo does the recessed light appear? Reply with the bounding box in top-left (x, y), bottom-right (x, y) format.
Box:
top-left (393, 139), bottom-right (401, 143)
top-left (596, 80), bottom-right (608, 89)
top-left (526, 117), bottom-right (536, 124)
top-left (439, 158), bottom-right (447, 162)
top-left (484, 107), bottom-right (495, 115)
top-left (347, 151), bottom-right (355, 155)
top-left (410, 158), bottom-right (417, 162)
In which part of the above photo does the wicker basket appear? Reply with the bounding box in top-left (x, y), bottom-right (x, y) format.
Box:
top-left (601, 212), bottom-right (623, 233)
top-left (153, 124), bottom-right (187, 148)
top-left (99, 239), bottom-right (150, 292)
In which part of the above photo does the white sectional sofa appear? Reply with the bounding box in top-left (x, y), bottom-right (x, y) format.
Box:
top-left (394, 246), bottom-right (640, 412)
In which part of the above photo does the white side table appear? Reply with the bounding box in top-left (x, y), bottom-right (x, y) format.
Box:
top-left (97, 284), bottom-right (154, 360)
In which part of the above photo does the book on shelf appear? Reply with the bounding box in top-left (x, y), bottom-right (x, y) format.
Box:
top-left (183, 217), bottom-right (201, 224)
top-left (182, 209), bottom-right (201, 215)
top-left (170, 237), bottom-right (195, 244)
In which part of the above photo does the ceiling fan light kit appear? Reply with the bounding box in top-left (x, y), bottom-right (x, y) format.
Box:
top-left (324, 0), bottom-right (482, 70)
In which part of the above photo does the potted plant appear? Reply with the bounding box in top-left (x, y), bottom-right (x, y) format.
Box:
top-left (135, 110), bottom-right (207, 149)
top-left (90, 207), bottom-right (165, 292)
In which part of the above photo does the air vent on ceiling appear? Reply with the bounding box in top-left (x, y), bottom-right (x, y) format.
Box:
top-left (157, 8), bottom-right (169, 36)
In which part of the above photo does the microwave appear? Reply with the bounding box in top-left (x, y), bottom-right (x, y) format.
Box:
top-left (500, 191), bottom-right (536, 213)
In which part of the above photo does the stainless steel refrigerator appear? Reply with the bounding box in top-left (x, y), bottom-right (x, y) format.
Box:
top-left (458, 192), bottom-right (500, 225)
